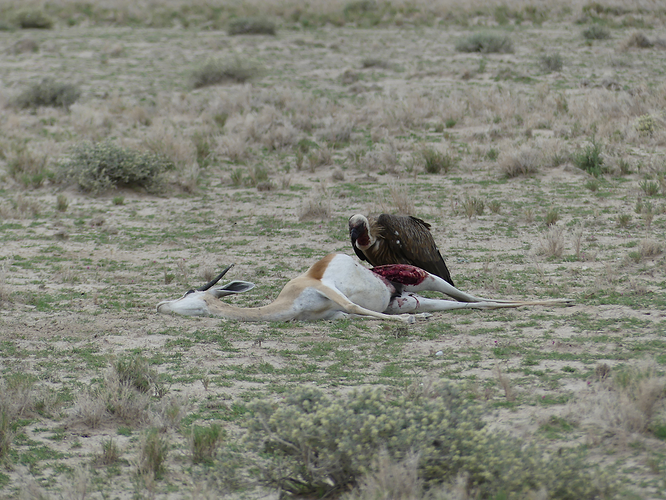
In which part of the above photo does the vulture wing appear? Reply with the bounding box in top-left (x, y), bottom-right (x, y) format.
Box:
top-left (376, 214), bottom-right (455, 286)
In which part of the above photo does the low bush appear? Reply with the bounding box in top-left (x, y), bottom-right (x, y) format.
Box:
top-left (15, 78), bottom-right (80, 110)
top-left (15, 10), bottom-right (53, 29)
top-left (582, 24), bottom-right (610, 40)
top-left (57, 140), bottom-right (173, 194)
top-left (191, 59), bottom-right (258, 89)
top-left (572, 138), bottom-right (605, 177)
top-left (247, 384), bottom-right (611, 498)
top-left (539, 52), bottom-right (563, 72)
top-left (191, 423), bottom-right (225, 464)
top-left (419, 146), bottom-right (456, 174)
top-left (455, 32), bottom-right (514, 53)
top-left (499, 146), bottom-right (541, 177)
top-left (138, 428), bottom-right (169, 479)
top-left (227, 17), bottom-right (276, 36)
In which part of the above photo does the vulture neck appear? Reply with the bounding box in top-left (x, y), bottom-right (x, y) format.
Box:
top-left (355, 223), bottom-right (377, 250)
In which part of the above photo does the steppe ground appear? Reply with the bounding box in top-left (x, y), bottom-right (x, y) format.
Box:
top-left (1, 0), bottom-right (666, 498)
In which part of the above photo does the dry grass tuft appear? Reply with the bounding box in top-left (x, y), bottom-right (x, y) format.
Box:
top-left (341, 451), bottom-right (423, 500)
top-left (8, 37), bottom-right (39, 54)
top-left (455, 32), bottom-right (514, 53)
top-left (621, 32), bottom-right (654, 49)
top-left (640, 238), bottom-right (662, 258)
top-left (380, 182), bottom-right (415, 215)
top-left (15, 78), bottom-right (80, 110)
top-left (299, 186), bottom-right (331, 221)
top-left (538, 226), bottom-right (565, 258)
top-left (499, 146), bottom-right (541, 177)
top-left (494, 365), bottom-right (516, 401)
top-left (191, 59), bottom-right (258, 89)
top-left (574, 359), bottom-right (666, 436)
top-left (137, 428), bottom-right (169, 480)
top-left (227, 17), bottom-right (276, 36)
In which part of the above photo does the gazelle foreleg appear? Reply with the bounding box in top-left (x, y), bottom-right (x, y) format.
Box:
top-left (313, 283), bottom-right (416, 324)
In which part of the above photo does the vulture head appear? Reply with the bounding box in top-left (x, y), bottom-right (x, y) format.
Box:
top-left (349, 214), bottom-right (374, 250)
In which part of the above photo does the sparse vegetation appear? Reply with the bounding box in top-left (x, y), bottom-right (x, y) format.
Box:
top-left (455, 32), bottom-right (514, 53)
top-left (0, 8), bottom-right (665, 499)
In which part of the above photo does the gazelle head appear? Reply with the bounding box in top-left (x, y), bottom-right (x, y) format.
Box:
top-left (157, 264), bottom-right (255, 316)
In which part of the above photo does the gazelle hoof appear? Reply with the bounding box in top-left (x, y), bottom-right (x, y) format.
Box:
top-left (399, 314), bottom-right (416, 324)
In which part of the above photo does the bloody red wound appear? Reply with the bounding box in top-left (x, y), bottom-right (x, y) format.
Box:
top-left (371, 264), bottom-right (427, 285)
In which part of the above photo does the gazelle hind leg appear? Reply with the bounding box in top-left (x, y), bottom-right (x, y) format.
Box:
top-left (404, 276), bottom-right (572, 306)
top-left (385, 293), bottom-right (539, 314)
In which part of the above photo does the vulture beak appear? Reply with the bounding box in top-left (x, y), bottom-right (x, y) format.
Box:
top-left (350, 225), bottom-right (361, 245)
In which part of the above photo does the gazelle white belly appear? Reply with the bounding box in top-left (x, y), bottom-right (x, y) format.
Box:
top-left (320, 254), bottom-right (392, 313)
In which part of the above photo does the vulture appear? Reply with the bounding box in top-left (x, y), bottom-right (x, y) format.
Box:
top-left (349, 213), bottom-right (455, 287)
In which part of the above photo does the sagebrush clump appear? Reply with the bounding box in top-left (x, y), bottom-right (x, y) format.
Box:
top-left (227, 17), bottom-right (276, 36)
top-left (582, 24), bottom-right (610, 40)
top-left (455, 32), bottom-right (514, 53)
top-left (15, 78), bottom-right (80, 109)
top-left (247, 385), bottom-right (612, 498)
top-left (191, 59), bottom-right (258, 89)
top-left (573, 138), bottom-right (605, 177)
top-left (14, 9), bottom-right (53, 29)
top-left (57, 141), bottom-right (173, 194)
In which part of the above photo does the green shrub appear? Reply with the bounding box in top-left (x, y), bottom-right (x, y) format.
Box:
top-left (15, 10), bottom-right (53, 29)
top-left (247, 385), bottom-right (612, 498)
top-left (455, 32), bottom-right (514, 53)
top-left (420, 146), bottom-right (456, 174)
top-left (545, 208), bottom-right (559, 226)
top-left (227, 17), bottom-right (276, 36)
top-left (15, 78), bottom-right (80, 110)
top-left (114, 355), bottom-right (160, 395)
top-left (539, 52), bottom-right (563, 72)
top-left (635, 114), bottom-right (657, 136)
top-left (138, 428), bottom-right (169, 479)
top-left (191, 423), bottom-right (225, 464)
top-left (57, 141), bottom-right (173, 194)
top-left (56, 194), bottom-right (68, 212)
top-left (639, 179), bottom-right (660, 197)
top-left (191, 59), bottom-right (258, 89)
top-left (461, 195), bottom-right (484, 218)
top-left (572, 138), bottom-right (605, 177)
top-left (6, 144), bottom-right (51, 188)
top-left (0, 411), bottom-right (12, 463)
top-left (582, 24), bottom-right (610, 40)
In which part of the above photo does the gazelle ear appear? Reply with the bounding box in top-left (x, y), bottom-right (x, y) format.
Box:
top-left (210, 281), bottom-right (255, 298)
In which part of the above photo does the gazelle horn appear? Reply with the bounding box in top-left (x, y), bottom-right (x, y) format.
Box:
top-left (196, 264), bottom-right (234, 291)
